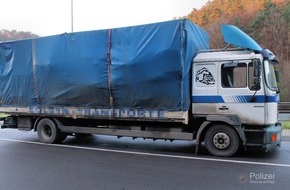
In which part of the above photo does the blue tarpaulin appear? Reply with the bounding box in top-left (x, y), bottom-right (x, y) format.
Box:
top-left (0, 19), bottom-right (209, 111)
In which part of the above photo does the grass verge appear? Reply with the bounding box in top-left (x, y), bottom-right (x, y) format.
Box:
top-left (282, 121), bottom-right (290, 129)
top-left (0, 113), bottom-right (9, 119)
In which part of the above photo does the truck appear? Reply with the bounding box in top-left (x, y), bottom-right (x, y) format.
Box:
top-left (0, 19), bottom-right (281, 157)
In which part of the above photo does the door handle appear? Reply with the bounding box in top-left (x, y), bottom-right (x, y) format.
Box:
top-left (219, 106), bottom-right (229, 110)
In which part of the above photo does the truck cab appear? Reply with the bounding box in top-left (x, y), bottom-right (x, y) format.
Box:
top-left (192, 25), bottom-right (281, 156)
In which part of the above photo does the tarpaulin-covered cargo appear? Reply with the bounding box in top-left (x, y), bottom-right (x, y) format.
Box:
top-left (0, 19), bottom-right (209, 115)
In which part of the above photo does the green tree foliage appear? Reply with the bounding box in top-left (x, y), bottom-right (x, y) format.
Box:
top-left (187, 0), bottom-right (290, 101)
top-left (0, 29), bottom-right (38, 42)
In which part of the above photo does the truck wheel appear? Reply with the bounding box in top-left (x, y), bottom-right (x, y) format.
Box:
top-left (37, 118), bottom-right (61, 144)
top-left (205, 124), bottom-right (240, 157)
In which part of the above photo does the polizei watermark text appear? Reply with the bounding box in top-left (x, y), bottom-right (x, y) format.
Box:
top-left (249, 172), bottom-right (275, 184)
top-left (239, 172), bottom-right (275, 184)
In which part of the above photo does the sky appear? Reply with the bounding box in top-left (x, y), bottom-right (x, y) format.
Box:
top-left (0, 0), bottom-right (209, 36)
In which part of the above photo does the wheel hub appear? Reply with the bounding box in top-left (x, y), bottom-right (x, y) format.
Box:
top-left (213, 132), bottom-right (231, 150)
top-left (41, 125), bottom-right (52, 138)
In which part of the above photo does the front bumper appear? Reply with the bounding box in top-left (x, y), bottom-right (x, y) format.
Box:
top-left (263, 123), bottom-right (282, 151)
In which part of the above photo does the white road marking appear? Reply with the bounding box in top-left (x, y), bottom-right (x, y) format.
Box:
top-left (1, 137), bottom-right (290, 168)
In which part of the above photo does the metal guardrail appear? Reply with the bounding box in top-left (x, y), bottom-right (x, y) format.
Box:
top-left (279, 102), bottom-right (290, 121)
top-left (279, 102), bottom-right (290, 113)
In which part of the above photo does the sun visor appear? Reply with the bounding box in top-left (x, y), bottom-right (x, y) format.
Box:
top-left (221, 25), bottom-right (262, 51)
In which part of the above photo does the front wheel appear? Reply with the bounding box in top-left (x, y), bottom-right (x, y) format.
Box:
top-left (205, 124), bottom-right (240, 157)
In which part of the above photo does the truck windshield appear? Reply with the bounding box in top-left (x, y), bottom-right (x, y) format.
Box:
top-left (264, 60), bottom-right (277, 91)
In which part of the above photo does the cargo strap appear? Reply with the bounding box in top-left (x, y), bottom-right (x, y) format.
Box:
top-left (107, 29), bottom-right (114, 107)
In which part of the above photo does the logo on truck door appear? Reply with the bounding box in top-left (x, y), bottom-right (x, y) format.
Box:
top-left (195, 67), bottom-right (215, 85)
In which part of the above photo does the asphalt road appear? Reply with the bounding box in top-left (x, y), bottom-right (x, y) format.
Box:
top-left (0, 129), bottom-right (290, 190)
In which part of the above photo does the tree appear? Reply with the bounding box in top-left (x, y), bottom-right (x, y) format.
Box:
top-left (187, 0), bottom-right (290, 101)
top-left (203, 16), bottom-right (230, 49)
top-left (0, 29), bottom-right (38, 41)
top-left (248, 1), bottom-right (290, 100)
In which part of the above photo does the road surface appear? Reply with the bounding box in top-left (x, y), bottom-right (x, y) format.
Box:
top-left (0, 129), bottom-right (289, 190)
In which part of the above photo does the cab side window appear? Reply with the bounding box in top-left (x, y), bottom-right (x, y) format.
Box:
top-left (221, 62), bottom-right (247, 88)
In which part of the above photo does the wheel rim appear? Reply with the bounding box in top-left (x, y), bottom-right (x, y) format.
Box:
top-left (212, 132), bottom-right (231, 150)
top-left (41, 124), bottom-right (52, 139)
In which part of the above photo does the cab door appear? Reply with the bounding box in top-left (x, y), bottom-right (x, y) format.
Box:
top-left (218, 60), bottom-right (265, 125)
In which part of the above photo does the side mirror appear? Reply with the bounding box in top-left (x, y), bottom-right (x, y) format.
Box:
top-left (253, 59), bottom-right (261, 78)
top-left (253, 59), bottom-right (261, 90)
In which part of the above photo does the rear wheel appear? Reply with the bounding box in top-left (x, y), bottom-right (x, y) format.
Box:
top-left (205, 124), bottom-right (240, 157)
top-left (37, 118), bottom-right (65, 143)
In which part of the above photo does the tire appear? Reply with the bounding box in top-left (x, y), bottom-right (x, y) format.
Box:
top-left (205, 124), bottom-right (240, 157)
top-left (37, 118), bottom-right (61, 144)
